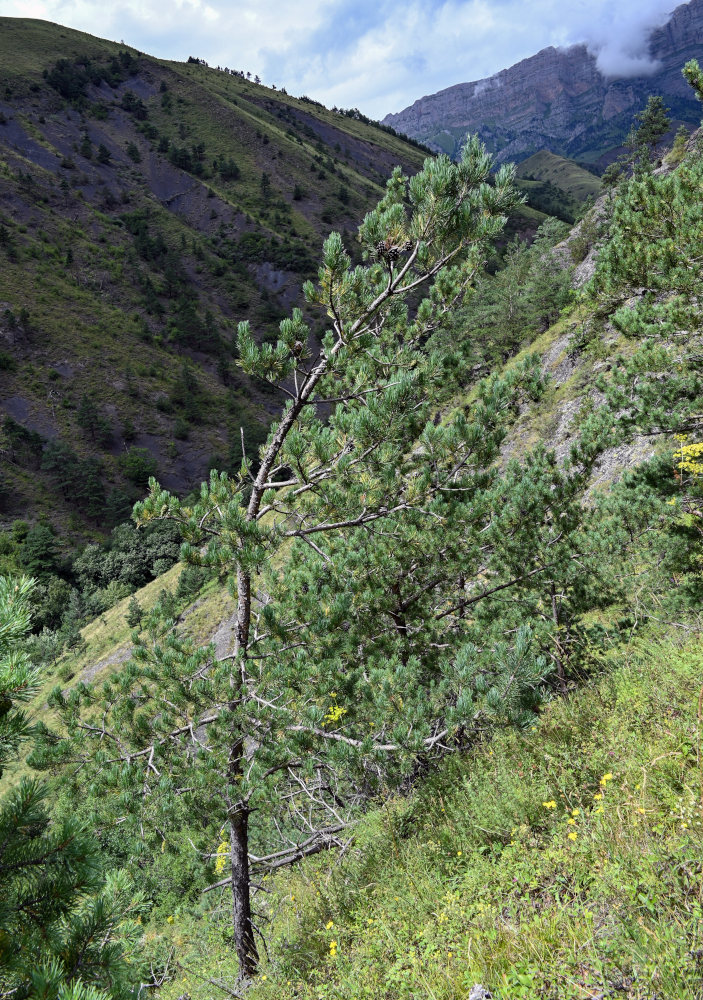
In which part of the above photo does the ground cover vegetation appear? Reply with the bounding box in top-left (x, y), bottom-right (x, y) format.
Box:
top-left (2, 42), bottom-right (703, 999)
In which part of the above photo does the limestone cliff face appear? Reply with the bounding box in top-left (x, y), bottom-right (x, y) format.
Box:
top-left (383, 0), bottom-right (703, 164)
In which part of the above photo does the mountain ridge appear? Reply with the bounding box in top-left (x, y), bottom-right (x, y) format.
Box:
top-left (382, 0), bottom-right (703, 165)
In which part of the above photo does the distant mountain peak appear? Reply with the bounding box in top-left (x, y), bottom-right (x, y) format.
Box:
top-left (383, 0), bottom-right (703, 168)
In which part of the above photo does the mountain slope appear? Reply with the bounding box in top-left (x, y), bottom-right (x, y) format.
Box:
top-left (383, 0), bottom-right (703, 166)
top-left (514, 151), bottom-right (602, 221)
top-left (0, 18), bottom-right (429, 536)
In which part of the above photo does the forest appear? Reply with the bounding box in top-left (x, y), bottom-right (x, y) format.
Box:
top-left (1, 48), bottom-right (703, 1000)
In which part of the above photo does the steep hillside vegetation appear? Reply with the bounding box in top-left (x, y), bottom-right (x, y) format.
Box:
top-left (0, 18), bottom-right (431, 535)
top-left (515, 151), bottom-right (601, 221)
top-left (3, 32), bottom-right (703, 1000)
top-left (159, 629), bottom-right (703, 1000)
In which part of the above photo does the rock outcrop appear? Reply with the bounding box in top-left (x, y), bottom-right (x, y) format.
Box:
top-left (383, 0), bottom-right (703, 165)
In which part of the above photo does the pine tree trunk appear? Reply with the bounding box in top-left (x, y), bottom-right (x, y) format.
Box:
top-left (229, 799), bottom-right (258, 976)
top-left (228, 565), bottom-right (258, 976)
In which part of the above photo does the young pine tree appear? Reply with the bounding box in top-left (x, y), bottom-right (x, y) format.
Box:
top-left (40, 141), bottom-right (608, 979)
top-left (0, 577), bottom-right (143, 998)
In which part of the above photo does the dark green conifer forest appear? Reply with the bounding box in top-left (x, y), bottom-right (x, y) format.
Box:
top-left (2, 27), bottom-right (703, 1000)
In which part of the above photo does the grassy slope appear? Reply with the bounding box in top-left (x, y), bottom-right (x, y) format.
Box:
top-left (1, 562), bottom-right (236, 791)
top-left (0, 17), bottom-right (429, 537)
top-left (515, 151), bottom-right (602, 202)
top-left (156, 627), bottom-right (703, 1000)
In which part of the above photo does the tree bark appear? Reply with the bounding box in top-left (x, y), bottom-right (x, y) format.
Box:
top-left (229, 799), bottom-right (258, 976)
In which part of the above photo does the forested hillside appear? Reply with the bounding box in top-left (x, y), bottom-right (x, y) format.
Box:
top-left (1, 26), bottom-right (703, 1000)
top-left (0, 18), bottom-right (431, 533)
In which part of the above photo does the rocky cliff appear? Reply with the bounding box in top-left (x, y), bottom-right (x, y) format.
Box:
top-left (383, 0), bottom-right (703, 166)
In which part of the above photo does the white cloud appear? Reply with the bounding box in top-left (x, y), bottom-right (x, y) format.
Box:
top-left (0, 0), bottom-right (682, 116)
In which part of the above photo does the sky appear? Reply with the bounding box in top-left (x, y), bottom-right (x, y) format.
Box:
top-left (0, 0), bottom-right (679, 117)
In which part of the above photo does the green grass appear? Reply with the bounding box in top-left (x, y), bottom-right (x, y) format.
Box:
top-left (154, 626), bottom-right (703, 1000)
top-left (515, 151), bottom-right (602, 203)
top-left (1, 563), bottom-right (236, 792)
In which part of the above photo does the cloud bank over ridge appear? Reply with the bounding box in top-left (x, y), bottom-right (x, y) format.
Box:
top-left (0, 0), bottom-right (680, 117)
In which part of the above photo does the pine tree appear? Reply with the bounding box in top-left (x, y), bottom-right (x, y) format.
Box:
top-left (624, 95), bottom-right (670, 173)
top-left (42, 141), bottom-right (611, 978)
top-left (590, 119), bottom-right (703, 438)
top-left (0, 575), bottom-right (36, 777)
top-left (682, 58), bottom-right (703, 103)
top-left (0, 576), bottom-right (143, 997)
top-left (125, 594), bottom-right (143, 628)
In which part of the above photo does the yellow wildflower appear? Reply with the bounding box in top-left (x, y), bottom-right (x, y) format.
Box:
top-left (567, 832), bottom-right (577, 841)
top-left (542, 800), bottom-right (557, 809)
top-left (214, 840), bottom-right (230, 876)
top-left (571, 808), bottom-right (580, 816)
top-left (323, 704), bottom-right (347, 726)
top-left (593, 793), bottom-right (603, 801)
top-left (567, 818), bottom-right (576, 825)
top-left (326, 920), bottom-right (334, 929)
top-left (167, 915), bottom-right (174, 924)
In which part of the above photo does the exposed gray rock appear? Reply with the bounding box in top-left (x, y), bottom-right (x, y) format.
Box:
top-left (383, 0), bottom-right (703, 165)
top-left (467, 986), bottom-right (492, 1000)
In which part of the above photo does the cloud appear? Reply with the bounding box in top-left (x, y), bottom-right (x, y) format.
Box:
top-left (555, 0), bottom-right (674, 78)
top-left (0, 0), bottom-right (682, 116)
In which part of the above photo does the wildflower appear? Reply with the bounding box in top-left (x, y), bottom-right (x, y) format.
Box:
top-left (593, 793), bottom-right (603, 801)
top-left (599, 773), bottom-right (613, 787)
top-left (448, 952), bottom-right (453, 958)
top-left (261, 975), bottom-right (267, 981)
top-left (214, 840), bottom-right (230, 876)
top-left (567, 818), bottom-right (576, 825)
top-left (326, 920), bottom-right (334, 929)
top-left (567, 832), bottom-right (577, 841)
top-left (594, 807), bottom-right (604, 814)
top-left (457, 850), bottom-right (462, 857)
top-left (167, 915), bottom-right (174, 924)
top-left (542, 800), bottom-right (557, 809)
top-left (636, 807), bottom-right (646, 815)
top-left (571, 808), bottom-right (580, 816)
top-left (329, 940), bottom-right (338, 957)
top-left (323, 704), bottom-right (347, 726)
